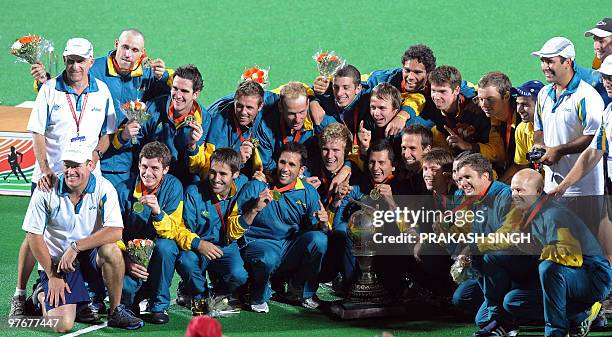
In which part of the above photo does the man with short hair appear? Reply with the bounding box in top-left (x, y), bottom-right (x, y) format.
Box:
top-left (232, 142), bottom-right (328, 313)
top-left (427, 66), bottom-right (498, 163)
top-left (23, 143), bottom-right (142, 332)
top-left (188, 80), bottom-right (273, 178)
top-left (512, 169), bottom-right (612, 337)
top-left (509, 80), bottom-right (545, 176)
top-left (585, 18), bottom-right (612, 105)
top-left (143, 64), bottom-right (210, 186)
top-left (399, 124), bottom-right (433, 195)
top-left (117, 141), bottom-right (190, 324)
top-left (178, 148), bottom-right (249, 315)
top-left (11, 37), bottom-right (117, 319)
top-left (255, 82), bottom-right (334, 173)
top-left (476, 71), bottom-right (519, 181)
top-left (531, 36), bottom-right (605, 230)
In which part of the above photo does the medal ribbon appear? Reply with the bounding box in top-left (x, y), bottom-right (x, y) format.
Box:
top-left (280, 117), bottom-right (301, 144)
top-left (231, 111), bottom-right (252, 144)
top-left (518, 195), bottom-right (549, 230)
top-left (212, 188), bottom-right (232, 242)
top-left (271, 179), bottom-right (298, 196)
top-left (65, 93), bottom-right (89, 136)
top-left (451, 181), bottom-right (491, 213)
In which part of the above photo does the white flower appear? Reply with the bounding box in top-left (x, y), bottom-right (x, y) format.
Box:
top-left (11, 40), bottom-right (22, 51)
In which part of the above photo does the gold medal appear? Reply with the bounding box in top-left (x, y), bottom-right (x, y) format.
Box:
top-left (369, 189), bottom-right (380, 201)
top-left (133, 201), bottom-right (144, 213)
top-left (185, 115), bottom-right (196, 125)
top-left (351, 144), bottom-right (360, 155)
top-left (251, 138), bottom-right (260, 148)
top-left (141, 57), bottom-right (152, 68)
top-left (272, 190), bottom-right (282, 201)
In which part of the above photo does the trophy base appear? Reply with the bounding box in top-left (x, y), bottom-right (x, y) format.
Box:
top-left (329, 300), bottom-right (408, 320)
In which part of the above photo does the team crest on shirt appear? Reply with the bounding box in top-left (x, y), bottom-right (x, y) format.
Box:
top-left (91, 107), bottom-right (102, 112)
top-left (201, 210), bottom-right (209, 218)
top-left (51, 104), bottom-right (61, 112)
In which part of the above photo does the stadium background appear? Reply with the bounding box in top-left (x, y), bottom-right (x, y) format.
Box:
top-left (0, 1), bottom-right (610, 336)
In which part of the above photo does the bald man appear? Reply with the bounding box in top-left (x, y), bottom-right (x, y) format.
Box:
top-left (510, 169), bottom-right (612, 337)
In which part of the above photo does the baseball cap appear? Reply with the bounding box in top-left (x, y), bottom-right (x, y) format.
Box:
top-left (63, 38), bottom-right (94, 58)
top-left (584, 18), bottom-right (612, 38)
top-left (531, 37), bottom-right (575, 60)
top-left (596, 55), bottom-right (612, 76)
top-left (514, 80), bottom-right (545, 97)
top-left (61, 142), bottom-right (92, 164)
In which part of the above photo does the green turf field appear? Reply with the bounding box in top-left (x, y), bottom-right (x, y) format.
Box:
top-left (1, 1), bottom-right (612, 336)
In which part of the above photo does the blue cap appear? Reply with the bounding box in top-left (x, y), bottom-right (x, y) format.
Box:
top-left (514, 80), bottom-right (544, 97)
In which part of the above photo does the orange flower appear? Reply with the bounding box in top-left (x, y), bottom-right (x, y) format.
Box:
top-left (316, 53), bottom-right (329, 63)
top-left (18, 35), bottom-right (41, 45)
top-left (241, 66), bottom-right (268, 86)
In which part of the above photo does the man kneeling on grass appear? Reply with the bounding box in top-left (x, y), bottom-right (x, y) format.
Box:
top-left (22, 143), bottom-right (143, 332)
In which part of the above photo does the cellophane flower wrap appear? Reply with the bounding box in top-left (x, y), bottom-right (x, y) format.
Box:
top-left (126, 239), bottom-right (155, 268)
top-left (120, 100), bottom-right (150, 144)
top-left (313, 50), bottom-right (346, 78)
top-left (10, 34), bottom-right (54, 65)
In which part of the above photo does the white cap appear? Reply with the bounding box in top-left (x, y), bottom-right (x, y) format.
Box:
top-left (63, 38), bottom-right (93, 58)
top-left (597, 55), bottom-right (612, 76)
top-left (61, 142), bottom-right (92, 163)
top-left (531, 37), bottom-right (575, 60)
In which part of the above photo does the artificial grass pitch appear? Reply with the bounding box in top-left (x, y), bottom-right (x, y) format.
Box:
top-left (1, 195), bottom-right (611, 336)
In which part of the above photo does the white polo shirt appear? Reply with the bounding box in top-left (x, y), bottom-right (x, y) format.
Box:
top-left (22, 174), bottom-right (123, 266)
top-left (27, 74), bottom-right (117, 183)
top-left (592, 102), bottom-right (612, 180)
top-left (534, 75), bottom-right (604, 196)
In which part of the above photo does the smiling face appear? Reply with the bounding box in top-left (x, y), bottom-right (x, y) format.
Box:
top-left (401, 133), bottom-right (429, 167)
top-left (63, 160), bottom-right (93, 190)
top-left (276, 151), bottom-right (304, 187)
top-left (540, 56), bottom-right (571, 85)
top-left (321, 139), bottom-right (346, 174)
top-left (234, 94), bottom-right (262, 127)
top-left (516, 96), bottom-right (537, 123)
top-left (368, 150), bottom-right (395, 184)
top-left (422, 161), bottom-right (448, 192)
top-left (333, 76), bottom-right (361, 108)
top-left (139, 157), bottom-right (168, 190)
top-left (594, 36), bottom-right (612, 61)
top-left (370, 95), bottom-right (398, 128)
top-left (456, 165), bottom-right (490, 196)
top-left (64, 55), bottom-right (93, 85)
top-left (209, 161), bottom-right (239, 197)
top-left (171, 76), bottom-right (199, 116)
top-left (402, 59), bottom-right (428, 93)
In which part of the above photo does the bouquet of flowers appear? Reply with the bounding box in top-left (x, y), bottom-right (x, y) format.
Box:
top-left (241, 66), bottom-right (269, 87)
top-left (126, 239), bottom-right (155, 268)
top-left (121, 100), bottom-right (150, 144)
top-left (313, 50), bottom-right (345, 78)
top-left (10, 34), bottom-right (54, 65)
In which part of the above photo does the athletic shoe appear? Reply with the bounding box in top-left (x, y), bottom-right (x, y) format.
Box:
top-left (301, 296), bottom-right (320, 310)
top-left (89, 300), bottom-right (107, 315)
top-left (9, 295), bottom-right (26, 317)
top-left (569, 302), bottom-right (602, 337)
top-left (107, 304), bottom-right (144, 330)
top-left (250, 302), bottom-right (269, 313)
top-left (75, 303), bottom-right (100, 323)
top-left (602, 293), bottom-right (612, 314)
top-left (473, 320), bottom-right (519, 337)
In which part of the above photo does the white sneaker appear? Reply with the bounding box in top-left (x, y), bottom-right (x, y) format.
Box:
top-left (301, 297), bottom-right (320, 309)
top-left (250, 302), bottom-right (269, 313)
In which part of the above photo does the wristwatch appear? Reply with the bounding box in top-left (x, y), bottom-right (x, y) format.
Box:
top-left (94, 149), bottom-right (104, 160)
top-left (70, 241), bottom-right (80, 253)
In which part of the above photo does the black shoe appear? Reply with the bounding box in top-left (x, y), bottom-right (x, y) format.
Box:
top-left (76, 303), bottom-right (100, 324)
top-left (148, 311), bottom-right (169, 324)
top-left (176, 282), bottom-right (191, 308)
